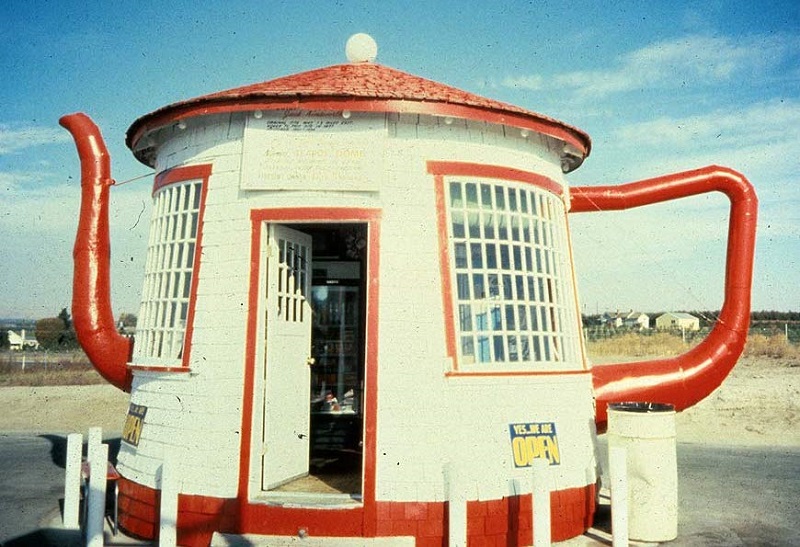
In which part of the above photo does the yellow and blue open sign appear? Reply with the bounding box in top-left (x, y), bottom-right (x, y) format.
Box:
top-left (122, 403), bottom-right (147, 447)
top-left (509, 422), bottom-right (560, 467)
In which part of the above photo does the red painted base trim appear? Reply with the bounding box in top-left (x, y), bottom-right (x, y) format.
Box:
top-left (118, 477), bottom-right (595, 546)
top-left (117, 477), bottom-right (158, 540)
top-left (118, 477), bottom-right (238, 545)
top-left (374, 484), bottom-right (596, 546)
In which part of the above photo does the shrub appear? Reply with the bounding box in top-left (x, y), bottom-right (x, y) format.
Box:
top-left (745, 334), bottom-right (800, 360)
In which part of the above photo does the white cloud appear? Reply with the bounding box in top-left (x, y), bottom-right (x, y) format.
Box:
top-left (0, 176), bottom-right (78, 232)
top-left (569, 197), bottom-right (731, 312)
top-left (613, 98), bottom-right (800, 149)
top-left (564, 94), bottom-right (800, 312)
top-left (502, 33), bottom-right (799, 99)
top-left (0, 171), bottom-right (32, 192)
top-left (573, 99), bottom-right (783, 217)
top-left (0, 177), bottom-right (151, 318)
top-left (575, 98), bottom-right (800, 203)
top-left (501, 74), bottom-right (546, 91)
top-left (0, 116), bottom-right (154, 318)
top-left (0, 123), bottom-right (71, 154)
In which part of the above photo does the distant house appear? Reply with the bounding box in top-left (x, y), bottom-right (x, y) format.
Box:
top-left (8, 329), bottom-right (39, 350)
top-left (117, 321), bottom-right (137, 337)
top-left (600, 313), bottom-right (623, 328)
top-left (655, 312), bottom-right (700, 331)
top-left (623, 311), bottom-right (650, 330)
top-left (601, 311), bottom-right (650, 330)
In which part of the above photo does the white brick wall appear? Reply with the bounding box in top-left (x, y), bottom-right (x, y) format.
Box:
top-left (370, 126), bottom-right (594, 502)
top-left (120, 110), bottom-right (596, 503)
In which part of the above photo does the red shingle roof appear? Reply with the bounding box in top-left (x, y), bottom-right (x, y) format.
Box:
top-left (127, 62), bottom-right (590, 167)
top-left (197, 63), bottom-right (538, 113)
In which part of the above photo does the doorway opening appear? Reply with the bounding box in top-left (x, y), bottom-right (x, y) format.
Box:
top-left (260, 222), bottom-right (368, 501)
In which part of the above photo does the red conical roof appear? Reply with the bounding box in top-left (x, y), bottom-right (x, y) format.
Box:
top-left (127, 62), bottom-right (590, 169)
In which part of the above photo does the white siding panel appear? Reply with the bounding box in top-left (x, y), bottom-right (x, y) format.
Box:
top-left (118, 372), bottom-right (243, 496)
top-left (370, 127), bottom-right (589, 503)
top-left (122, 109), bottom-right (592, 506)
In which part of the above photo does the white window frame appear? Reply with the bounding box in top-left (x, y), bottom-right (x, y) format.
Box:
top-left (134, 177), bottom-right (204, 366)
top-left (443, 177), bottom-right (582, 371)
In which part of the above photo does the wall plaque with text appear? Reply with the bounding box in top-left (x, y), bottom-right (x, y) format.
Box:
top-left (241, 112), bottom-right (386, 192)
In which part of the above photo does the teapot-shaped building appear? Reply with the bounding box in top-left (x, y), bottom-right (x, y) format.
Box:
top-left (61, 36), bottom-right (756, 545)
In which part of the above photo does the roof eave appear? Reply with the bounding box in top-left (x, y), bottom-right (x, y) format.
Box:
top-left (128, 94), bottom-right (591, 170)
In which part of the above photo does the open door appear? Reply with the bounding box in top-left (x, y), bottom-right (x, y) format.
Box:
top-left (261, 224), bottom-right (313, 490)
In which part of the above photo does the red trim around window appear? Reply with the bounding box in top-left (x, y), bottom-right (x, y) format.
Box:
top-left (130, 164), bottom-right (211, 372)
top-left (238, 207), bottom-right (381, 533)
top-left (427, 161), bottom-right (564, 196)
top-left (152, 164), bottom-right (212, 195)
top-left (428, 161), bottom-right (587, 376)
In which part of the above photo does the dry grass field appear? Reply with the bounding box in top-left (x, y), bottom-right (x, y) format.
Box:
top-left (587, 331), bottom-right (800, 361)
top-left (0, 350), bottom-right (104, 387)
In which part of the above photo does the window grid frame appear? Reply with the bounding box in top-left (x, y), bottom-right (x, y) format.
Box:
top-left (275, 236), bottom-right (311, 324)
top-left (445, 177), bottom-right (582, 371)
top-left (134, 177), bottom-right (205, 366)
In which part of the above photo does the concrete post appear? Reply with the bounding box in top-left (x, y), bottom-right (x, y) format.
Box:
top-left (62, 433), bottom-right (82, 528)
top-left (531, 458), bottom-right (551, 547)
top-left (609, 445), bottom-right (629, 547)
top-left (446, 463), bottom-right (467, 547)
top-left (86, 442), bottom-right (108, 547)
top-left (159, 458), bottom-right (179, 547)
top-left (87, 426), bottom-right (102, 463)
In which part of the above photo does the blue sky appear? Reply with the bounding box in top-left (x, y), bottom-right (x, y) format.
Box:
top-left (1, 0), bottom-right (798, 319)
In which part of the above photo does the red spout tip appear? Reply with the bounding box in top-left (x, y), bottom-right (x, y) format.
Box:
top-left (59, 112), bottom-right (90, 129)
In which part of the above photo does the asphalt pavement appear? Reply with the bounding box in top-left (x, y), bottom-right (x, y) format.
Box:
top-left (594, 438), bottom-right (800, 546)
top-left (0, 433), bottom-right (798, 546)
top-left (0, 433), bottom-right (128, 546)
top-left (675, 443), bottom-right (800, 545)
top-left (0, 434), bottom-right (75, 545)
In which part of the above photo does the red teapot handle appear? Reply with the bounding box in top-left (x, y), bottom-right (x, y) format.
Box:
top-left (570, 165), bottom-right (758, 432)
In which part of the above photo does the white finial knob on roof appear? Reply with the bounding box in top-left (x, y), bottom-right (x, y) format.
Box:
top-left (346, 33), bottom-right (378, 63)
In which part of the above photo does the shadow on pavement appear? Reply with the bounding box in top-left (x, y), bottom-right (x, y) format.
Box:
top-left (1, 436), bottom-right (130, 546)
top-left (37, 434), bottom-right (122, 469)
top-left (4, 525), bottom-right (148, 546)
top-left (3, 527), bottom-right (83, 547)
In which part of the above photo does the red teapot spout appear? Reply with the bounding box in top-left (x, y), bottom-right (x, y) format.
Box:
top-left (60, 113), bottom-right (133, 392)
top-left (572, 166), bottom-right (758, 432)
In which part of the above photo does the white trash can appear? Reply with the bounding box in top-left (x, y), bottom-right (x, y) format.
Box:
top-left (607, 402), bottom-right (677, 542)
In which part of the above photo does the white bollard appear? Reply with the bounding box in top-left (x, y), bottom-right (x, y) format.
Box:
top-left (159, 458), bottom-right (179, 547)
top-left (87, 426), bottom-right (103, 463)
top-left (445, 463), bottom-right (467, 547)
top-left (609, 445), bottom-right (629, 547)
top-left (86, 442), bottom-right (109, 547)
top-left (531, 458), bottom-right (551, 547)
top-left (63, 433), bottom-right (83, 528)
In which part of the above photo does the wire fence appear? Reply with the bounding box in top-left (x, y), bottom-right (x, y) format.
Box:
top-left (583, 323), bottom-right (800, 345)
top-left (0, 350), bottom-right (91, 371)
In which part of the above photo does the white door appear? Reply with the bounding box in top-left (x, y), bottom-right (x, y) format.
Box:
top-left (261, 224), bottom-right (313, 490)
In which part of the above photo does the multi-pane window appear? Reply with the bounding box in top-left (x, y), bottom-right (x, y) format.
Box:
top-left (275, 237), bottom-right (310, 323)
top-left (446, 179), bottom-right (581, 369)
top-left (135, 180), bottom-right (203, 364)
